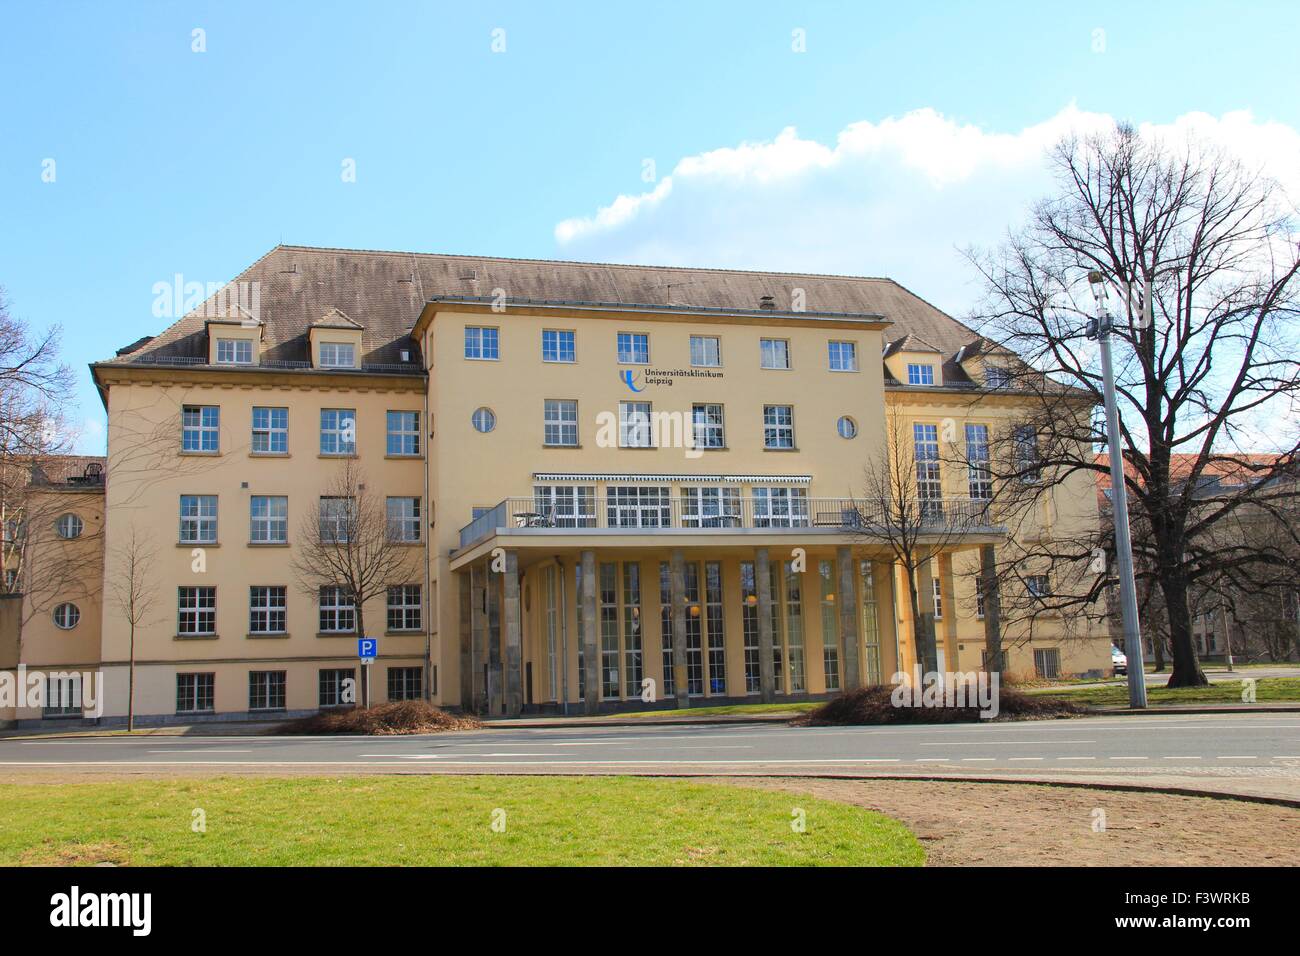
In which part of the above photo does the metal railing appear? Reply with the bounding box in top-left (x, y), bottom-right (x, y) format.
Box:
top-left (458, 495), bottom-right (996, 549)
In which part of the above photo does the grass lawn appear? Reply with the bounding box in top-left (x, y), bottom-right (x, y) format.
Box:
top-left (616, 702), bottom-right (822, 718)
top-left (1036, 676), bottom-right (1300, 707)
top-left (0, 776), bottom-right (923, 867)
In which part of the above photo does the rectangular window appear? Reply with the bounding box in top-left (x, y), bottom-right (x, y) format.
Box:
top-left (690, 335), bottom-right (721, 367)
top-left (386, 410), bottom-right (420, 456)
top-left (249, 585), bottom-right (287, 634)
top-left (965, 424), bottom-right (992, 500)
top-left (691, 403), bottom-right (725, 449)
top-left (1033, 648), bottom-right (1061, 680)
top-left (464, 326), bottom-right (499, 360)
top-left (181, 405), bottom-right (219, 453)
top-left (658, 563), bottom-right (674, 698)
top-left (623, 563), bottom-right (643, 698)
top-left (251, 406), bottom-right (288, 454)
top-left (752, 487), bottom-right (809, 527)
top-left (985, 366), bottom-right (1011, 389)
top-left (319, 496), bottom-right (355, 543)
top-left (618, 401), bottom-right (653, 448)
top-left (386, 496), bottom-right (421, 543)
top-left (319, 408), bottom-right (356, 456)
top-left (705, 561), bottom-right (726, 695)
top-left (606, 486), bottom-right (670, 528)
top-left (176, 673), bottom-right (215, 713)
top-left (542, 329), bottom-right (576, 363)
top-left (907, 364), bottom-right (935, 386)
top-left (616, 332), bottom-right (649, 364)
top-left (913, 423), bottom-right (943, 521)
top-left (248, 671), bottom-right (286, 711)
top-left (1027, 574), bottom-right (1051, 599)
top-left (319, 342), bottom-right (356, 368)
top-left (782, 562), bottom-right (806, 693)
top-left (319, 586), bottom-right (356, 633)
top-left (387, 584), bottom-right (422, 631)
top-left (600, 563), bottom-right (620, 699)
top-left (828, 340), bottom-right (858, 371)
top-left (319, 668), bottom-right (356, 708)
top-left (681, 487), bottom-right (741, 528)
top-left (388, 667), bottom-right (423, 701)
top-left (685, 562), bottom-right (703, 696)
top-left (43, 675), bottom-right (82, 717)
top-left (532, 485), bottom-right (596, 528)
top-left (740, 562), bottom-right (760, 694)
top-left (216, 339), bottom-right (253, 365)
top-left (177, 586), bottom-right (216, 635)
top-left (249, 495), bottom-right (287, 544)
top-left (1014, 425), bottom-right (1041, 483)
top-left (860, 560), bottom-right (882, 685)
top-left (763, 404), bottom-right (795, 449)
top-left (932, 577), bottom-right (944, 619)
top-left (543, 399), bottom-right (579, 447)
top-left (760, 338), bottom-right (790, 369)
top-left (819, 560), bottom-right (839, 692)
top-left (179, 494), bottom-right (217, 544)
top-left (975, 577), bottom-right (986, 619)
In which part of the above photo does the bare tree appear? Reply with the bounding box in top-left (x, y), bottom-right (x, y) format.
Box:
top-left (106, 525), bottom-right (160, 732)
top-left (965, 125), bottom-right (1300, 687)
top-left (291, 460), bottom-right (419, 708)
top-left (852, 411), bottom-right (989, 675)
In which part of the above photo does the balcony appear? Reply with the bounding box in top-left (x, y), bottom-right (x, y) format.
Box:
top-left (457, 496), bottom-right (997, 550)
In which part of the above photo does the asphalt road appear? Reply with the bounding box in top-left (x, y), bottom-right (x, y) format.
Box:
top-left (3, 715), bottom-right (1298, 798)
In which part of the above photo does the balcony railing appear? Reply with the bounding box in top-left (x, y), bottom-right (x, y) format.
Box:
top-left (458, 496), bottom-right (996, 549)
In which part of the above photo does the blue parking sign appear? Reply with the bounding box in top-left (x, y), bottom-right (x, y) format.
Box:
top-left (358, 637), bottom-right (377, 661)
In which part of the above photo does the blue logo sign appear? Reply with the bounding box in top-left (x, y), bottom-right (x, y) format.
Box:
top-left (358, 638), bottom-right (377, 661)
top-left (620, 369), bottom-right (644, 392)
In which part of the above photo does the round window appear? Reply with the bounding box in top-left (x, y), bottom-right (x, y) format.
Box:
top-left (53, 603), bottom-right (80, 630)
top-left (472, 407), bottom-right (497, 433)
top-left (56, 513), bottom-right (84, 539)
top-left (837, 416), bottom-right (858, 439)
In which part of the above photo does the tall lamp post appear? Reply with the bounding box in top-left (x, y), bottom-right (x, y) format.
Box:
top-left (1086, 270), bottom-right (1148, 708)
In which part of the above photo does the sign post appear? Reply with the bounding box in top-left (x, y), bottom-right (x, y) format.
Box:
top-left (358, 638), bottom-right (377, 709)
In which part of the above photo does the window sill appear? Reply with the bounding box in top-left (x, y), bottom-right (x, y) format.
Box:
top-left (384, 454), bottom-right (425, 460)
top-left (176, 709), bottom-right (216, 716)
top-left (318, 453), bottom-right (358, 460)
top-left (179, 450), bottom-right (220, 457)
top-left (390, 540), bottom-right (424, 547)
top-left (177, 541), bottom-right (220, 548)
top-left (246, 632), bottom-right (289, 639)
top-left (248, 542), bottom-right (290, 548)
top-left (385, 629), bottom-right (425, 637)
top-left (249, 452), bottom-right (290, 459)
top-left (316, 631), bottom-right (358, 639)
top-left (175, 634), bottom-right (219, 640)
top-left (762, 447), bottom-right (800, 452)
top-left (543, 444), bottom-right (582, 450)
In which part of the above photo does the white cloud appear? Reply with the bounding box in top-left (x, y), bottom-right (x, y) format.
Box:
top-left (554, 106), bottom-right (1300, 318)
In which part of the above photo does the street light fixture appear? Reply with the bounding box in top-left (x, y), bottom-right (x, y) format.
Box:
top-left (1087, 270), bottom-right (1148, 708)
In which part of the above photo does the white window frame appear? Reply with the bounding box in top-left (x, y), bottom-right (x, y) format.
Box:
top-left (985, 365), bottom-right (1011, 389)
top-left (179, 494), bottom-right (218, 544)
top-left (176, 673), bottom-right (215, 713)
top-left (913, 423), bottom-right (942, 517)
top-left (319, 586), bottom-right (356, 633)
top-left (619, 401), bottom-right (653, 448)
top-left (605, 486), bottom-right (671, 528)
top-left (763, 404), bottom-right (795, 449)
top-left (616, 332), bottom-right (649, 364)
top-left (386, 496), bottom-right (421, 543)
top-left (181, 405), bottom-right (219, 453)
top-left (216, 339), bottom-right (253, 365)
top-left (471, 407), bottom-right (496, 433)
top-left (533, 485), bottom-right (596, 527)
top-left (965, 423), bottom-right (993, 500)
top-left (760, 338), bottom-right (790, 369)
top-left (177, 586), bottom-right (216, 636)
top-left (53, 602), bottom-right (80, 629)
top-left (319, 496), bottom-right (355, 544)
top-left (250, 495), bottom-right (288, 544)
top-left (541, 329), bottom-right (576, 363)
top-left (543, 399), bottom-right (579, 447)
top-left (252, 406), bottom-right (288, 454)
top-left (690, 335), bottom-right (722, 368)
top-left (680, 487), bottom-right (741, 528)
top-left (932, 577), bottom-right (943, 619)
top-left (907, 363), bottom-right (935, 386)
top-left (751, 487), bottom-right (809, 528)
top-left (249, 585), bottom-right (287, 634)
top-left (319, 408), bottom-right (357, 456)
top-left (386, 410), bottom-right (420, 456)
top-left (386, 584), bottom-right (422, 632)
top-left (55, 513), bottom-right (83, 539)
top-left (318, 668), bottom-right (357, 708)
top-left (464, 326), bottom-right (500, 360)
top-left (828, 340), bottom-right (858, 371)
top-left (249, 671), bottom-right (286, 711)
top-left (691, 403), bottom-right (725, 449)
top-left (318, 341), bottom-right (356, 369)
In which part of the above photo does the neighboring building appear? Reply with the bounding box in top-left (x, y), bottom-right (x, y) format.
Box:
top-left (1096, 454), bottom-right (1300, 664)
top-left (5, 245), bottom-right (1112, 725)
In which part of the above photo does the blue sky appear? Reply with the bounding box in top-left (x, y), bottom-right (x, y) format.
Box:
top-left (3, 1), bottom-right (1298, 453)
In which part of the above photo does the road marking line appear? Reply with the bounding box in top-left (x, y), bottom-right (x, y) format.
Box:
top-left (1217, 755), bottom-right (1258, 760)
top-left (917, 740), bottom-right (1096, 746)
top-left (1163, 756), bottom-right (1201, 760)
top-left (145, 749), bottom-right (252, 754)
top-left (1007, 757), bottom-right (1044, 762)
top-left (1057, 756), bottom-right (1095, 761)
top-left (1110, 756), bottom-right (1149, 760)
top-left (960, 758), bottom-right (996, 762)
top-left (913, 758), bottom-right (951, 763)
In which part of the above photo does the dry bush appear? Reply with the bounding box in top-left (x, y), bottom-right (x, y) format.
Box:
top-left (794, 684), bottom-right (1084, 726)
top-left (274, 701), bottom-right (482, 735)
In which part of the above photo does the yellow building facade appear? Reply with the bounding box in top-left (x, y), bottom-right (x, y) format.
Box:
top-left (2, 245), bottom-right (1111, 725)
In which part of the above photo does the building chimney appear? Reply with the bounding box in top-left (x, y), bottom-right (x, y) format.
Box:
top-left (759, 295), bottom-right (776, 311)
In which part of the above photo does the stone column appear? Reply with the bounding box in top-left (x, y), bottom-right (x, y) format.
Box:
top-left (670, 549), bottom-right (690, 709)
top-left (755, 547), bottom-right (776, 703)
top-left (837, 546), bottom-right (861, 692)
top-left (469, 562), bottom-right (488, 714)
top-left (502, 550), bottom-right (522, 717)
top-left (580, 550), bottom-right (599, 714)
top-left (458, 572), bottom-right (473, 710)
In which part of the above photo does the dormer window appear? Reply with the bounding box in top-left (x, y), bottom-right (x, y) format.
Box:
top-left (215, 339), bottom-right (253, 365)
top-left (907, 363), bottom-right (935, 386)
top-left (319, 342), bottom-right (356, 369)
top-left (985, 366), bottom-right (1011, 389)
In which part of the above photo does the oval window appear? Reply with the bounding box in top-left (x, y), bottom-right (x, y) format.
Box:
top-left (56, 513), bottom-right (84, 539)
top-left (837, 416), bottom-right (858, 439)
top-left (472, 407), bottom-right (497, 433)
top-left (53, 603), bottom-right (80, 630)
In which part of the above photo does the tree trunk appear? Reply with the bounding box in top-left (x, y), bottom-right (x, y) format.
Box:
top-left (1151, 626), bottom-right (1166, 671)
top-left (907, 573), bottom-right (936, 674)
top-left (357, 604), bottom-right (369, 709)
top-left (127, 624), bottom-right (135, 733)
top-left (1160, 571), bottom-right (1209, 687)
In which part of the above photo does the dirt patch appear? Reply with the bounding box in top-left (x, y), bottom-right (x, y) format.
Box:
top-left (725, 777), bottom-right (1300, 866)
top-left (19, 840), bottom-right (130, 867)
top-left (274, 701), bottom-right (482, 735)
top-left (794, 684), bottom-right (1083, 726)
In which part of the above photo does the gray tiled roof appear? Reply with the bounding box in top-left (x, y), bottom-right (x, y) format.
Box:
top-left (100, 244), bottom-right (985, 374)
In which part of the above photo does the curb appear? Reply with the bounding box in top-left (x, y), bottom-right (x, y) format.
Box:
top-left (1083, 704), bottom-right (1300, 715)
top-left (479, 714), bottom-right (800, 730)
